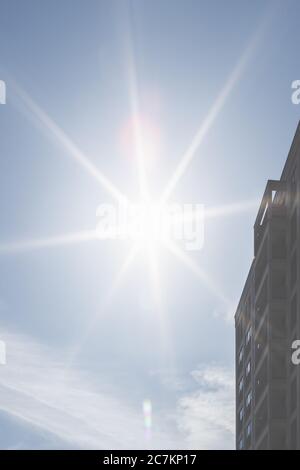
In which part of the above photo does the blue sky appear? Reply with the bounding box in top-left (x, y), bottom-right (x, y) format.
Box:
top-left (0, 0), bottom-right (299, 449)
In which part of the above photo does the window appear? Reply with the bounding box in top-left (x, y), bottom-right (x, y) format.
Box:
top-left (239, 377), bottom-right (244, 394)
top-left (239, 437), bottom-right (244, 450)
top-left (239, 407), bottom-right (244, 422)
top-left (239, 346), bottom-right (244, 364)
top-left (246, 422), bottom-right (252, 438)
top-left (246, 360), bottom-right (251, 377)
top-left (246, 390), bottom-right (252, 408)
top-left (246, 326), bottom-right (252, 345)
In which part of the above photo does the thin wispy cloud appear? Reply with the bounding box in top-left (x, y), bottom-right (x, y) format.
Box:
top-left (0, 329), bottom-right (178, 450)
top-left (0, 329), bottom-right (235, 450)
top-left (177, 365), bottom-right (235, 450)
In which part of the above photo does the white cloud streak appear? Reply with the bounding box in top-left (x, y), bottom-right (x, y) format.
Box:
top-left (177, 365), bottom-right (235, 450)
top-left (0, 329), bottom-right (177, 449)
top-left (0, 330), bottom-right (235, 450)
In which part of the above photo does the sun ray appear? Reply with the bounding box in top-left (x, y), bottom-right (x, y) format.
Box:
top-left (128, 70), bottom-right (149, 200)
top-left (125, 33), bottom-right (150, 201)
top-left (146, 242), bottom-right (174, 363)
top-left (169, 199), bottom-right (259, 231)
top-left (0, 230), bottom-right (99, 255)
top-left (12, 82), bottom-right (128, 205)
top-left (204, 199), bottom-right (260, 219)
top-left (122, 14), bottom-right (174, 360)
top-left (164, 239), bottom-right (230, 307)
top-left (106, 243), bottom-right (140, 304)
top-left (66, 243), bottom-right (140, 366)
top-left (160, 23), bottom-right (266, 204)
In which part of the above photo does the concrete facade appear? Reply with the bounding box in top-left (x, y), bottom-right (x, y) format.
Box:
top-left (235, 122), bottom-right (300, 449)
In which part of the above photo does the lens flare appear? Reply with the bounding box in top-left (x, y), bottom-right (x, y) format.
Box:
top-left (143, 399), bottom-right (152, 440)
top-left (121, 116), bottom-right (161, 164)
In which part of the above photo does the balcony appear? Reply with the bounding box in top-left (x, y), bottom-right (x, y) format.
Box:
top-left (255, 278), bottom-right (268, 329)
top-left (254, 180), bottom-right (287, 257)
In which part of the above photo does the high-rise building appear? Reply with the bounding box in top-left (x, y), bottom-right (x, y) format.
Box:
top-left (235, 122), bottom-right (300, 450)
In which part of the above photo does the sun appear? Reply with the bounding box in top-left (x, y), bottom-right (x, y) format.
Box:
top-left (3, 70), bottom-right (246, 362)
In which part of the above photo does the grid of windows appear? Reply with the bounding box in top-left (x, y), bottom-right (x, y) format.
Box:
top-left (236, 128), bottom-right (300, 450)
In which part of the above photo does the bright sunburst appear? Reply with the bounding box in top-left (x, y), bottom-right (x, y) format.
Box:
top-left (0, 21), bottom-right (264, 360)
